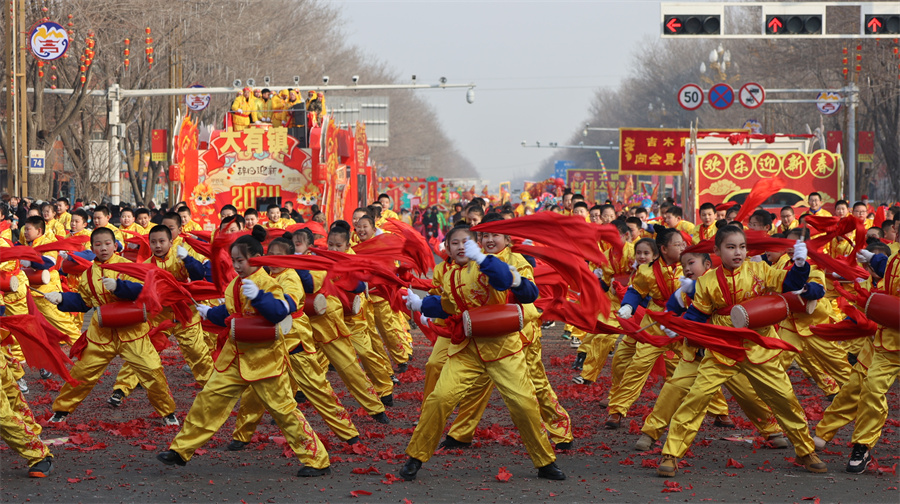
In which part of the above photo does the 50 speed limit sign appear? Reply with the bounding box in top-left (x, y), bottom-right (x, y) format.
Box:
top-left (677, 84), bottom-right (704, 111)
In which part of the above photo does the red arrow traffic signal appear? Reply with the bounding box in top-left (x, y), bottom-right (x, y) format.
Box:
top-left (867, 17), bottom-right (882, 32)
top-left (767, 17), bottom-right (783, 33)
top-left (666, 17), bottom-right (682, 33)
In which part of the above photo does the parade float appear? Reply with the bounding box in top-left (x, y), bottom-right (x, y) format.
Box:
top-left (171, 114), bottom-right (377, 231)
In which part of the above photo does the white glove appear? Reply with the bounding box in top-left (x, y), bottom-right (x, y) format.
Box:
top-left (617, 304), bottom-right (634, 320)
top-left (679, 277), bottom-right (695, 295)
top-left (101, 277), bottom-right (118, 292)
top-left (792, 240), bottom-right (808, 268)
top-left (857, 250), bottom-right (874, 264)
top-left (673, 287), bottom-right (686, 308)
top-left (127, 242), bottom-right (139, 250)
top-left (418, 314), bottom-right (430, 327)
top-left (236, 108), bottom-right (243, 114)
top-left (508, 263), bottom-right (522, 288)
top-left (176, 246), bottom-right (189, 260)
top-left (59, 251), bottom-right (69, 261)
top-left (20, 260), bottom-right (31, 268)
top-left (463, 238), bottom-right (487, 264)
top-left (195, 304), bottom-right (211, 319)
top-left (43, 292), bottom-right (62, 305)
top-left (642, 221), bottom-right (652, 231)
top-left (660, 325), bottom-right (678, 338)
top-left (750, 255), bottom-right (763, 262)
top-left (403, 290), bottom-right (422, 312)
top-left (593, 268), bottom-right (604, 279)
top-left (522, 239), bottom-right (534, 246)
top-left (631, 260), bottom-right (639, 270)
top-left (832, 272), bottom-right (843, 279)
top-left (438, 242), bottom-right (446, 252)
top-left (241, 279), bottom-right (260, 300)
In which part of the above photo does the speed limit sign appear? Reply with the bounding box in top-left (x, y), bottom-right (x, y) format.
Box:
top-left (677, 83), bottom-right (704, 111)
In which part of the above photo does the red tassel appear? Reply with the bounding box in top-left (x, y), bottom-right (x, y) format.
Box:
top-left (475, 213), bottom-right (610, 267)
top-left (2, 246), bottom-right (44, 264)
top-left (33, 234), bottom-right (91, 253)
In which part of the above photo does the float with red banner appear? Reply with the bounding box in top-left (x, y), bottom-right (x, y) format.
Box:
top-left (174, 113), bottom-right (376, 231)
top-left (684, 130), bottom-right (842, 219)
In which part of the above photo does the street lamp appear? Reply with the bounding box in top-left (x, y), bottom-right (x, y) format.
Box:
top-left (582, 124), bottom-right (619, 137)
top-left (700, 43), bottom-right (739, 85)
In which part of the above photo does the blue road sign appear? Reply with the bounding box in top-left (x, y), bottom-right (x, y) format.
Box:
top-left (708, 83), bottom-right (734, 110)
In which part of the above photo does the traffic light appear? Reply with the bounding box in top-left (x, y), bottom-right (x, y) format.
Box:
top-left (765, 15), bottom-right (822, 35)
top-left (663, 15), bottom-right (721, 36)
top-left (864, 15), bottom-right (900, 35)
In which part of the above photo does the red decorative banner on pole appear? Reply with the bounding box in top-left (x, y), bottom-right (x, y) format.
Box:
top-left (427, 181), bottom-right (438, 207)
top-left (151, 129), bottom-right (168, 162)
top-left (619, 128), bottom-right (744, 175)
top-left (857, 131), bottom-right (874, 163)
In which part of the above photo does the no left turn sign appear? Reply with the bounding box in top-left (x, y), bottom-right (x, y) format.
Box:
top-left (677, 83), bottom-right (703, 111)
top-left (739, 83), bottom-right (765, 109)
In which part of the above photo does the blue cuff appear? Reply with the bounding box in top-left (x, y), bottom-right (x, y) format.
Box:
top-left (251, 291), bottom-right (289, 324)
top-left (113, 279), bottom-right (143, 300)
top-left (297, 270), bottom-right (315, 294)
top-left (73, 250), bottom-right (96, 262)
top-left (479, 255), bottom-right (514, 291)
top-left (522, 254), bottom-right (536, 268)
top-left (207, 305), bottom-right (230, 327)
top-left (58, 292), bottom-right (91, 312)
top-left (350, 281), bottom-right (366, 294)
top-left (665, 293), bottom-right (686, 315)
top-left (622, 287), bottom-right (642, 311)
top-left (510, 277), bottom-right (539, 304)
top-left (285, 295), bottom-right (297, 313)
top-left (599, 279), bottom-right (609, 292)
top-left (871, 253), bottom-right (888, 279)
top-left (684, 304), bottom-right (709, 323)
top-left (183, 255), bottom-right (206, 282)
top-left (801, 282), bottom-right (826, 300)
top-left (421, 294), bottom-right (450, 319)
top-left (782, 262), bottom-right (810, 292)
top-left (202, 261), bottom-right (214, 282)
top-left (28, 255), bottom-right (56, 270)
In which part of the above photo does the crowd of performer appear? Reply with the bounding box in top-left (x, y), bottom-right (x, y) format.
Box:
top-left (0, 186), bottom-right (897, 483)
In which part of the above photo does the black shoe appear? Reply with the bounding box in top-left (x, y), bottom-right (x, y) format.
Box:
top-left (227, 440), bottom-right (249, 451)
top-left (537, 462), bottom-right (566, 480)
top-left (297, 465), bottom-right (331, 477)
top-left (345, 436), bottom-right (360, 446)
top-left (571, 352), bottom-right (586, 371)
top-left (561, 331), bottom-right (572, 340)
top-left (156, 450), bottom-right (187, 467)
top-left (48, 411), bottom-right (68, 424)
top-left (108, 389), bottom-right (125, 408)
top-left (327, 364), bottom-right (336, 372)
top-left (390, 374), bottom-right (400, 385)
top-left (39, 368), bottom-right (53, 380)
top-left (396, 362), bottom-right (409, 374)
top-left (439, 435), bottom-right (472, 449)
top-left (371, 412), bottom-right (390, 424)
top-left (554, 441), bottom-right (574, 451)
top-left (381, 393), bottom-right (394, 407)
top-left (28, 457), bottom-right (53, 478)
top-left (541, 321), bottom-right (556, 329)
top-left (399, 457), bottom-right (422, 481)
top-left (846, 443), bottom-right (871, 474)
top-left (825, 393), bottom-right (836, 402)
top-left (847, 352), bottom-right (858, 366)
top-left (294, 390), bottom-right (308, 404)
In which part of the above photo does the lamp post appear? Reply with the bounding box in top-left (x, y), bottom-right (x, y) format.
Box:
top-left (700, 43), bottom-right (740, 85)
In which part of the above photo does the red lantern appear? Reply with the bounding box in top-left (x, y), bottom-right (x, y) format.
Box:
top-left (124, 49), bottom-right (130, 56)
top-left (38, 71), bottom-right (44, 78)
top-left (147, 56), bottom-right (153, 65)
top-left (37, 61), bottom-right (44, 67)
top-left (124, 59), bottom-right (130, 67)
top-left (67, 13), bottom-right (73, 18)
top-left (168, 164), bottom-right (180, 182)
top-left (404, 183), bottom-right (411, 188)
top-left (79, 65), bottom-right (86, 72)
top-left (124, 38), bottom-right (130, 45)
top-left (145, 27), bottom-right (151, 34)
top-left (80, 75), bottom-right (86, 83)
top-left (50, 84), bottom-right (57, 89)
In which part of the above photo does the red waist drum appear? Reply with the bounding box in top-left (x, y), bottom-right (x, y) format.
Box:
top-left (730, 294), bottom-right (790, 329)
top-left (61, 259), bottom-right (87, 276)
top-left (462, 304), bottom-right (524, 339)
top-left (865, 292), bottom-right (900, 329)
top-left (122, 249), bottom-right (140, 262)
top-left (781, 291), bottom-right (817, 315)
top-left (23, 268), bottom-right (50, 287)
top-left (0, 272), bottom-right (19, 293)
top-left (343, 295), bottom-right (362, 316)
top-left (97, 302), bottom-right (147, 328)
top-left (304, 293), bottom-right (327, 316)
top-left (230, 316), bottom-right (292, 343)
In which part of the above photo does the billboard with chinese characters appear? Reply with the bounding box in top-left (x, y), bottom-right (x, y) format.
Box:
top-left (619, 128), bottom-right (743, 175)
top-left (695, 149), bottom-right (842, 211)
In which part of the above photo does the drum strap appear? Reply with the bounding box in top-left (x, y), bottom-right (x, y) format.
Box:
top-left (87, 264), bottom-right (109, 306)
top-left (715, 266), bottom-right (740, 315)
top-left (652, 260), bottom-right (676, 307)
top-left (232, 279), bottom-right (244, 317)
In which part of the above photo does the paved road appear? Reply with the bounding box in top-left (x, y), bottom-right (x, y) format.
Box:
top-left (2, 324), bottom-right (898, 503)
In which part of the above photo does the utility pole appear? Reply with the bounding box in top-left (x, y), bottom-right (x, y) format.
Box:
top-left (167, 29), bottom-right (182, 207)
top-left (4, 0), bottom-right (28, 196)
